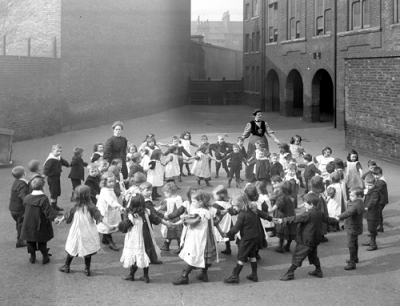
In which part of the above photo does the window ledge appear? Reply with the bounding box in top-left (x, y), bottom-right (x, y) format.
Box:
top-left (281, 37), bottom-right (306, 44)
top-left (266, 42), bottom-right (278, 46)
top-left (255, 51), bottom-right (260, 54)
top-left (244, 52), bottom-right (250, 55)
top-left (312, 33), bottom-right (331, 39)
top-left (337, 26), bottom-right (381, 37)
top-left (251, 16), bottom-right (260, 20)
top-left (390, 23), bottom-right (400, 29)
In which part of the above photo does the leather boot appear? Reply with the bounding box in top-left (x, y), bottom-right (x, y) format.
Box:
top-left (196, 268), bottom-right (208, 282)
top-left (139, 267), bottom-right (150, 283)
top-left (109, 237), bottom-right (120, 251)
top-left (367, 233), bottom-right (378, 251)
top-left (41, 247), bottom-right (51, 265)
top-left (84, 256), bottom-right (91, 276)
top-left (308, 265), bottom-right (323, 278)
top-left (224, 264), bottom-right (243, 284)
top-left (246, 262), bottom-right (258, 282)
top-left (59, 254), bottom-right (74, 273)
top-left (160, 240), bottom-right (170, 251)
top-left (29, 252), bottom-right (36, 264)
top-left (344, 248), bottom-right (357, 270)
top-left (173, 269), bottom-right (190, 285)
top-left (16, 239), bottom-right (27, 248)
top-left (227, 178), bottom-right (232, 188)
top-left (221, 241), bottom-right (231, 255)
top-left (122, 265), bottom-right (138, 281)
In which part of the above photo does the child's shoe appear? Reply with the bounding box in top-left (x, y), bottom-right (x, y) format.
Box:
top-left (109, 241), bottom-right (120, 251)
top-left (367, 245), bottom-right (378, 251)
top-left (139, 275), bottom-right (150, 283)
top-left (122, 265), bottom-right (138, 281)
top-left (224, 274), bottom-right (239, 284)
top-left (236, 183), bottom-right (241, 189)
top-left (279, 271), bottom-right (294, 281)
top-left (196, 272), bottom-right (208, 282)
top-left (246, 273), bottom-right (258, 282)
top-left (275, 246), bottom-right (284, 253)
top-left (308, 269), bottom-right (323, 278)
top-left (344, 262), bottom-right (356, 270)
top-left (16, 239), bottom-right (27, 248)
top-left (173, 270), bottom-right (189, 285)
top-left (59, 264), bottom-right (70, 273)
top-left (29, 253), bottom-right (36, 264)
top-left (362, 240), bottom-right (371, 246)
top-left (160, 240), bottom-right (170, 251)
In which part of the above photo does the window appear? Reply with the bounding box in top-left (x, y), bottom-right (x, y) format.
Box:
top-left (246, 67), bottom-right (250, 90)
top-left (252, 32), bottom-right (256, 52)
top-left (252, 0), bottom-right (259, 17)
top-left (245, 34), bottom-right (250, 52)
top-left (395, 0), bottom-right (400, 23)
top-left (268, 0), bottom-right (279, 42)
top-left (315, 0), bottom-right (332, 35)
top-left (288, 0), bottom-right (301, 39)
top-left (256, 31), bottom-right (260, 51)
top-left (246, 3), bottom-right (251, 20)
top-left (350, 0), bottom-right (370, 30)
top-left (256, 66), bottom-right (260, 92)
top-left (252, 66), bottom-right (255, 92)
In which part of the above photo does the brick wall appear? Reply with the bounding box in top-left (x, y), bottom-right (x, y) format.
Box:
top-left (344, 56), bottom-right (400, 163)
top-left (59, 0), bottom-right (191, 131)
top-left (0, 56), bottom-right (61, 141)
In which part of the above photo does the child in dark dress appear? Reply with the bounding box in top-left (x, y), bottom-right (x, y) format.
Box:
top-left (277, 192), bottom-right (338, 281)
top-left (218, 144), bottom-right (248, 189)
top-left (68, 147), bottom-right (88, 199)
top-left (84, 163), bottom-right (101, 204)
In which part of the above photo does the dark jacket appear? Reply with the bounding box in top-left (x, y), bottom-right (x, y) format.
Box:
top-left (43, 157), bottom-right (70, 178)
top-left (364, 186), bottom-right (381, 220)
top-left (210, 142), bottom-right (231, 159)
top-left (270, 162), bottom-right (284, 178)
top-left (128, 162), bottom-right (145, 178)
top-left (220, 152), bottom-right (247, 167)
top-left (9, 179), bottom-right (28, 212)
top-left (227, 209), bottom-right (272, 241)
top-left (283, 207), bottom-right (337, 247)
top-left (338, 199), bottom-right (364, 236)
top-left (303, 163), bottom-right (322, 179)
top-left (20, 193), bottom-right (56, 242)
top-left (375, 179), bottom-right (388, 205)
top-left (85, 175), bottom-right (101, 204)
top-left (275, 194), bottom-right (295, 218)
top-left (103, 135), bottom-right (128, 178)
top-left (68, 156), bottom-right (88, 180)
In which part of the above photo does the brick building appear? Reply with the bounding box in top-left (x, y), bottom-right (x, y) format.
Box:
top-left (0, 0), bottom-right (191, 140)
top-left (244, 0), bottom-right (400, 163)
top-left (191, 12), bottom-right (243, 51)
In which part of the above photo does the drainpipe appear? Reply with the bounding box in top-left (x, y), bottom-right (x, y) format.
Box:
top-left (260, 0), bottom-right (266, 111)
top-left (333, 0), bottom-right (337, 128)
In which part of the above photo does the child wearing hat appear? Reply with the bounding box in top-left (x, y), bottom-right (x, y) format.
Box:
top-left (362, 174), bottom-right (381, 251)
top-left (275, 192), bottom-right (338, 281)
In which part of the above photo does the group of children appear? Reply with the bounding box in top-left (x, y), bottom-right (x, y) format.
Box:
top-left (8, 132), bottom-right (390, 283)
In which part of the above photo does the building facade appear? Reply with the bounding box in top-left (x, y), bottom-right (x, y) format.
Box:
top-left (244, 0), bottom-right (400, 163)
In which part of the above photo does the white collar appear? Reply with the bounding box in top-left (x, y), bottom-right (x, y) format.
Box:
top-left (31, 190), bottom-right (44, 195)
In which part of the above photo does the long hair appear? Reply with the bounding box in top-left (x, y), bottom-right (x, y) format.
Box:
top-left (186, 185), bottom-right (203, 202)
top-left (232, 193), bottom-right (257, 213)
top-left (127, 193), bottom-right (146, 219)
top-left (73, 185), bottom-right (92, 209)
top-left (213, 185), bottom-right (229, 201)
top-left (192, 190), bottom-right (213, 208)
top-left (347, 149), bottom-right (359, 162)
top-left (244, 184), bottom-right (259, 201)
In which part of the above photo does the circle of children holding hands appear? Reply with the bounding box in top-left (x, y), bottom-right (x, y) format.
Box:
top-left (8, 115), bottom-right (389, 283)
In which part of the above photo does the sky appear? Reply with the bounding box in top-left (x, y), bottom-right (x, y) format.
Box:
top-left (191, 0), bottom-right (243, 21)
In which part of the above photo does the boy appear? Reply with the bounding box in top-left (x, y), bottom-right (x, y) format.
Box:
top-left (362, 160), bottom-right (377, 180)
top-left (270, 153), bottom-right (284, 178)
top-left (276, 192), bottom-right (337, 281)
top-left (43, 144), bottom-right (70, 213)
top-left (84, 163), bottom-right (100, 204)
top-left (27, 160), bottom-right (44, 192)
top-left (300, 153), bottom-right (321, 194)
top-left (210, 135), bottom-right (231, 178)
top-left (218, 144), bottom-right (248, 188)
top-left (236, 136), bottom-right (247, 183)
top-left (372, 166), bottom-right (388, 232)
top-left (9, 166), bottom-right (28, 248)
top-left (68, 147), bottom-right (88, 199)
top-left (128, 153), bottom-right (145, 179)
top-left (362, 174), bottom-right (381, 250)
top-left (170, 136), bottom-right (192, 181)
top-left (337, 187), bottom-right (364, 270)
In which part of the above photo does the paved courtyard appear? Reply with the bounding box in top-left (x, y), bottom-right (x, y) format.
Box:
top-left (1, 105), bottom-right (399, 306)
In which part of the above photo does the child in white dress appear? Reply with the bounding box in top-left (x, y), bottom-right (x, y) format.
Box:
top-left (212, 185), bottom-right (233, 255)
top-left (56, 185), bottom-right (115, 276)
top-left (180, 131), bottom-right (198, 176)
top-left (145, 149), bottom-right (164, 199)
top-left (192, 143), bottom-right (218, 187)
top-left (164, 146), bottom-right (181, 188)
top-left (326, 172), bottom-right (346, 232)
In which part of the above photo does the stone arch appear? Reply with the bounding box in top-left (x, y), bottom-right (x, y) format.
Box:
top-left (312, 69), bottom-right (334, 122)
top-left (284, 69), bottom-right (304, 117)
top-left (265, 69), bottom-right (280, 112)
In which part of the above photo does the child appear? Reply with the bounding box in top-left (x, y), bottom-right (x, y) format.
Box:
top-left (120, 194), bottom-right (171, 282)
top-left (310, 176), bottom-right (329, 242)
top-left (97, 159), bottom-right (109, 175)
top-left (337, 187), bottom-right (365, 270)
top-left (43, 144), bottom-right (70, 212)
top-left (212, 185), bottom-right (233, 255)
top-left (127, 153), bottom-right (145, 178)
top-left (108, 165), bottom-right (125, 206)
top-left (9, 166), bottom-right (28, 248)
top-left (218, 144), bottom-right (248, 189)
top-left (140, 137), bottom-right (161, 170)
top-left (236, 137), bottom-right (247, 182)
top-left (164, 145), bottom-right (182, 186)
top-left (169, 136), bottom-right (192, 181)
top-left (192, 143), bottom-right (218, 187)
top-left (56, 185), bottom-right (115, 276)
top-left (284, 163), bottom-right (300, 209)
top-left (314, 146), bottom-right (334, 185)
top-left (158, 182), bottom-right (183, 252)
top-left (326, 172), bottom-right (346, 232)
top-left (145, 149), bottom-right (164, 199)
top-left (250, 147), bottom-right (271, 187)
top-left (179, 131), bottom-right (198, 176)
top-left (372, 166), bottom-right (388, 232)
top-left (277, 192), bottom-right (338, 281)
top-left (172, 191), bottom-right (222, 285)
top-left (200, 134), bottom-right (213, 171)
top-left (27, 160), bottom-right (44, 191)
top-left (270, 181), bottom-right (296, 253)
top-left (210, 135), bottom-right (231, 178)
top-left (85, 163), bottom-right (101, 204)
top-left (301, 153), bottom-right (321, 194)
top-left (255, 181), bottom-right (275, 236)
top-left (139, 182), bottom-right (165, 224)
top-left (362, 174), bottom-right (381, 251)
top-left (96, 172), bottom-right (125, 251)
top-left (270, 153), bottom-right (284, 179)
top-left (289, 135), bottom-right (305, 164)
top-left (279, 143), bottom-right (291, 170)
top-left (68, 147), bottom-right (88, 200)
top-left (345, 150), bottom-right (364, 191)
top-left (223, 193), bottom-right (273, 284)
top-left (125, 173), bottom-right (147, 205)
top-left (90, 142), bottom-right (104, 163)
top-left (20, 177), bottom-right (57, 264)
top-left (362, 160), bottom-right (377, 180)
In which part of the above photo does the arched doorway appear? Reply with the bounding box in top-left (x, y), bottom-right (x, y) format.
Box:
top-left (286, 69), bottom-right (303, 117)
top-left (312, 69), bottom-right (333, 122)
top-left (265, 70), bottom-right (280, 112)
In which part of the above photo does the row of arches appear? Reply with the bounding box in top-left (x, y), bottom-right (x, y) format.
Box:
top-left (265, 69), bottom-right (334, 122)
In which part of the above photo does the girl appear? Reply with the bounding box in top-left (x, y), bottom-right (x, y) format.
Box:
top-left (108, 165), bottom-right (125, 206)
top-left (56, 185), bottom-right (115, 276)
top-left (279, 143), bottom-right (291, 170)
top-left (140, 137), bottom-right (161, 170)
top-left (126, 143), bottom-right (138, 174)
top-left (120, 194), bottom-right (171, 283)
top-left (145, 149), bottom-right (164, 199)
top-left (269, 175), bottom-right (283, 237)
top-left (68, 147), bottom-right (88, 200)
top-left (345, 150), bottom-right (364, 191)
top-left (96, 159), bottom-right (109, 175)
top-left (270, 181), bottom-right (296, 253)
top-left (158, 182), bottom-right (183, 252)
top-left (96, 172), bottom-right (125, 251)
top-left (251, 147), bottom-right (271, 186)
top-left (289, 135), bottom-right (305, 164)
top-left (284, 163), bottom-right (300, 209)
top-left (125, 173), bottom-right (147, 205)
top-left (164, 146), bottom-right (181, 187)
top-left (212, 185), bottom-right (233, 255)
top-left (255, 180), bottom-right (275, 236)
top-left (172, 191), bottom-right (222, 285)
top-left (310, 176), bottom-right (329, 242)
top-left (326, 172), bottom-right (346, 232)
top-left (91, 142), bottom-right (104, 163)
top-left (192, 143), bottom-right (218, 187)
top-left (314, 146), bottom-right (335, 186)
top-left (180, 131), bottom-right (198, 176)
top-left (223, 193), bottom-right (272, 284)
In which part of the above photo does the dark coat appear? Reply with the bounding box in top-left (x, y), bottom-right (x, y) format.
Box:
top-left (43, 158), bottom-right (70, 178)
top-left (270, 162), bottom-right (284, 178)
top-left (85, 175), bottom-right (101, 204)
top-left (364, 186), bottom-right (381, 220)
top-left (283, 207), bottom-right (337, 247)
top-left (68, 156), bottom-right (88, 180)
top-left (210, 142), bottom-right (231, 159)
top-left (338, 199), bottom-right (364, 236)
top-left (227, 208), bottom-right (271, 241)
top-left (20, 193), bottom-right (57, 242)
top-left (128, 162), bottom-right (145, 178)
top-left (303, 163), bottom-right (322, 179)
top-left (9, 179), bottom-right (28, 212)
top-left (375, 179), bottom-right (388, 205)
top-left (103, 135), bottom-right (128, 179)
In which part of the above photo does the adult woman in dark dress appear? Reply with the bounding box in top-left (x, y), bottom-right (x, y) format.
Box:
top-left (242, 109), bottom-right (280, 182)
top-left (103, 121), bottom-right (129, 179)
